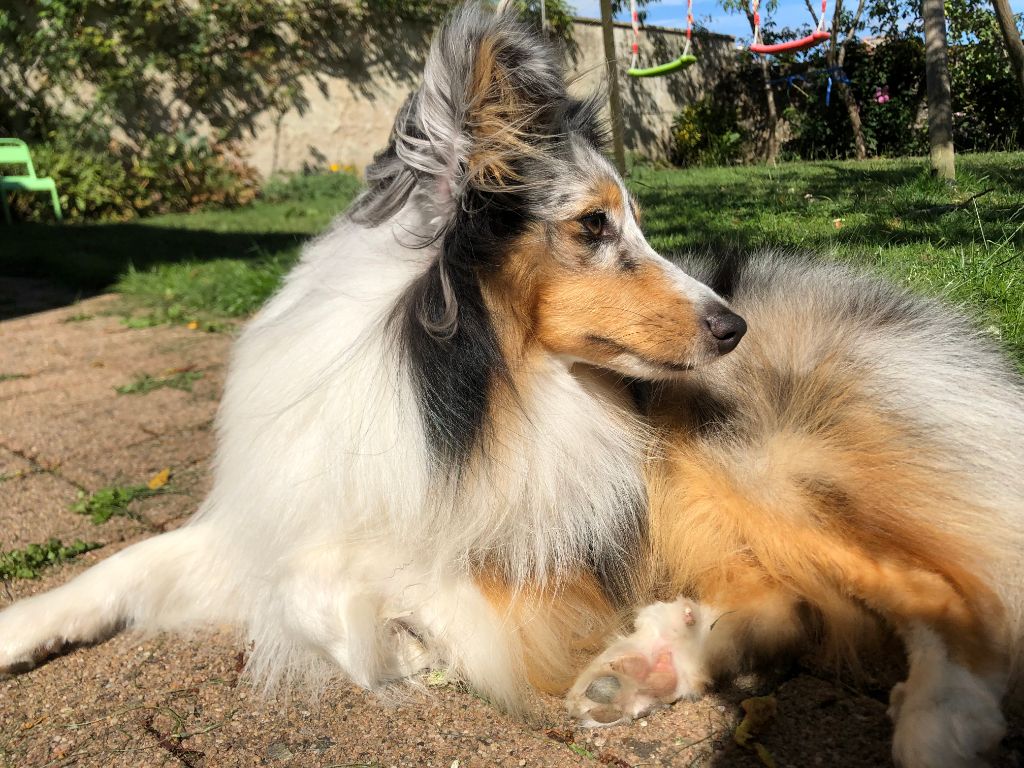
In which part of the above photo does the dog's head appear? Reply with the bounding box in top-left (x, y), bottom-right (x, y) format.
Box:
top-left (358, 2), bottom-right (743, 391)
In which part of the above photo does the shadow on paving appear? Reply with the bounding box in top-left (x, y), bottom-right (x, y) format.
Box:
top-left (0, 222), bottom-right (311, 319)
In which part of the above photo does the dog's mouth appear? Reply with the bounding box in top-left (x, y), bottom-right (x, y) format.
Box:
top-left (585, 335), bottom-right (698, 374)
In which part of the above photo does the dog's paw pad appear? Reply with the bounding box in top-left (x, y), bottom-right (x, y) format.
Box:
top-left (567, 597), bottom-right (714, 727)
top-left (568, 648), bottom-right (685, 726)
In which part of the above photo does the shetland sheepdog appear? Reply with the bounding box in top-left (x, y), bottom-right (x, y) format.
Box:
top-left (1, 4), bottom-right (1021, 767)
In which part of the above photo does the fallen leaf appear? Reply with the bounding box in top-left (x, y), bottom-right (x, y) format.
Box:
top-left (543, 727), bottom-right (575, 745)
top-left (187, 321), bottom-right (199, 330)
top-left (21, 716), bottom-right (45, 730)
top-left (734, 696), bottom-right (778, 768)
top-left (147, 467), bottom-right (171, 490)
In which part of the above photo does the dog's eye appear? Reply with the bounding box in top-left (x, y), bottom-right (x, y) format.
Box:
top-left (579, 211), bottom-right (609, 238)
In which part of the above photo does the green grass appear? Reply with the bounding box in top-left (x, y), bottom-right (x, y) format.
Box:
top-left (627, 152), bottom-right (1024, 367)
top-left (0, 539), bottom-right (102, 581)
top-left (72, 483), bottom-right (163, 524)
top-left (3, 158), bottom-right (1022, 367)
top-left (2, 172), bottom-right (361, 325)
top-left (0, 373), bottom-right (29, 383)
top-left (115, 370), bottom-right (204, 395)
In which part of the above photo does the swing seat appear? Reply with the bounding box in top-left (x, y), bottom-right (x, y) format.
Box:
top-left (750, 29), bottom-right (830, 55)
top-left (628, 54), bottom-right (697, 78)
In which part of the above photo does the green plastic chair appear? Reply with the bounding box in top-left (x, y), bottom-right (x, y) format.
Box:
top-left (0, 138), bottom-right (63, 223)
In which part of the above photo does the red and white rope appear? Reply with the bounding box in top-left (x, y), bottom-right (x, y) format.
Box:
top-left (630, 0), bottom-right (641, 69)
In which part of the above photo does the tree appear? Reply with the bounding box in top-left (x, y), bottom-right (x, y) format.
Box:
top-left (991, 0), bottom-right (1024, 102)
top-left (720, 0), bottom-right (783, 163)
top-left (0, 1), bottom-right (453, 148)
top-left (805, 0), bottom-right (869, 159)
top-left (923, 0), bottom-right (955, 179)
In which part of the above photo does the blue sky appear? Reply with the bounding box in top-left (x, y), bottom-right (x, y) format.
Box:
top-left (571, 0), bottom-right (1024, 41)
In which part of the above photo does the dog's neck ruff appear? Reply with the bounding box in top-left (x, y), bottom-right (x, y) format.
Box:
top-left (214, 207), bottom-right (649, 587)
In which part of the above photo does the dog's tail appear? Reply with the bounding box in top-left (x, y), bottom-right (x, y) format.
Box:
top-left (0, 523), bottom-right (235, 672)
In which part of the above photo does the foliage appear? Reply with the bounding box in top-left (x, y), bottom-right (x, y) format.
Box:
top-left (115, 371), bottom-right (204, 395)
top-left (780, 37), bottom-right (929, 160)
top-left (0, 539), bottom-right (102, 581)
top-left (5, 132), bottom-right (260, 223)
top-left (670, 92), bottom-right (746, 167)
top-left (72, 483), bottom-right (162, 524)
top-left (0, 0), bottom-right (445, 221)
top-left (946, 0), bottom-right (1024, 151)
top-left (261, 170), bottom-right (364, 205)
top-left (0, 1), bottom-right (447, 146)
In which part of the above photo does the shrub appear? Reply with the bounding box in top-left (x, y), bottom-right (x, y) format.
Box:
top-left (780, 38), bottom-right (929, 160)
top-left (670, 94), bottom-right (746, 167)
top-left (261, 170), bottom-right (363, 205)
top-left (6, 133), bottom-right (259, 223)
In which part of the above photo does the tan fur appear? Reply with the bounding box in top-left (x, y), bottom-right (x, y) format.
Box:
top-left (646, 348), bottom-right (1010, 681)
top-left (467, 34), bottom-right (542, 188)
top-left (475, 570), bottom-right (623, 694)
top-left (474, 271), bottom-right (1010, 697)
top-left (480, 222), bottom-right (705, 374)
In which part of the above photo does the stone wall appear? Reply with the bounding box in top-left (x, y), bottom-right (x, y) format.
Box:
top-left (242, 18), bottom-right (736, 177)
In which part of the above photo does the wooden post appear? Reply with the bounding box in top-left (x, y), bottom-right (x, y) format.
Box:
top-left (599, 0), bottom-right (627, 175)
top-left (923, 0), bottom-right (955, 180)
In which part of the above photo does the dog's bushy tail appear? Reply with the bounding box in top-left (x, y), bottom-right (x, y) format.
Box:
top-left (0, 523), bottom-right (235, 672)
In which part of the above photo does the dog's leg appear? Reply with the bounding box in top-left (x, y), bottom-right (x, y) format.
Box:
top-left (889, 622), bottom-right (1006, 768)
top-left (0, 524), bottom-right (232, 672)
top-left (269, 551), bottom-right (529, 712)
top-left (569, 530), bottom-right (1008, 767)
top-left (566, 562), bottom-right (803, 726)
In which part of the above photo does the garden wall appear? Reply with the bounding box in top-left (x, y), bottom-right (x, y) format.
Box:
top-left (241, 18), bottom-right (736, 176)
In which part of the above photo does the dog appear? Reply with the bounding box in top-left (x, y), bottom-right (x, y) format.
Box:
top-left (1, 4), bottom-right (1021, 766)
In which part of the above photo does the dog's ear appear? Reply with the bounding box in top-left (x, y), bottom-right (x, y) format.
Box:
top-left (356, 3), bottom-right (566, 228)
top-left (459, 13), bottom-right (565, 190)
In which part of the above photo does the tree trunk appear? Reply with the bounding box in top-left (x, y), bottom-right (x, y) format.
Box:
top-left (599, 0), bottom-right (627, 175)
top-left (828, 0), bottom-right (868, 159)
top-left (923, 0), bottom-right (955, 180)
top-left (837, 82), bottom-right (867, 158)
top-left (759, 56), bottom-right (780, 163)
top-left (991, 0), bottom-right (1024, 102)
top-left (745, 10), bottom-right (779, 163)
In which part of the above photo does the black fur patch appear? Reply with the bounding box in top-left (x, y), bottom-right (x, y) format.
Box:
top-left (394, 186), bottom-right (526, 474)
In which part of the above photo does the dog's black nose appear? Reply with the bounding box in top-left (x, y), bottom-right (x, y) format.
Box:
top-left (705, 309), bottom-right (747, 355)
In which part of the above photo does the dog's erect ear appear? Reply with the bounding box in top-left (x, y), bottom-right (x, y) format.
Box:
top-left (460, 13), bottom-right (565, 189)
top-left (421, 2), bottom-right (566, 194)
top-left (356, 3), bottom-right (567, 228)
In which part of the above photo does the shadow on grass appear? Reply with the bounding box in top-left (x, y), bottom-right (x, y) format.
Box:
top-left (634, 159), bottom-right (1024, 254)
top-left (0, 222), bottom-right (312, 319)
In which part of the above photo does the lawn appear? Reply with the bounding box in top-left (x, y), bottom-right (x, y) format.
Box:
top-left (4, 153), bottom-right (1023, 367)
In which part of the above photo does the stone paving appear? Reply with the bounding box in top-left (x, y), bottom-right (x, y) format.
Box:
top-left (0, 293), bottom-right (1019, 767)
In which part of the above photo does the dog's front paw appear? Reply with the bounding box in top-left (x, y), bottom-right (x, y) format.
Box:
top-left (567, 598), bottom-right (711, 726)
top-left (889, 664), bottom-right (1005, 768)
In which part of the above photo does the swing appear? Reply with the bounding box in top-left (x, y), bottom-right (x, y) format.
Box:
top-left (750, 0), bottom-right (831, 55)
top-left (627, 0), bottom-right (697, 78)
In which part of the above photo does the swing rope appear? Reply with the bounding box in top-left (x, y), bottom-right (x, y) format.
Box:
top-left (751, 0), bottom-right (831, 55)
top-left (628, 0), bottom-right (698, 77)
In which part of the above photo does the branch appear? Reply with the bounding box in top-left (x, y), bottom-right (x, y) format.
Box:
top-left (803, 0), bottom-right (820, 27)
top-left (843, 0), bottom-right (866, 44)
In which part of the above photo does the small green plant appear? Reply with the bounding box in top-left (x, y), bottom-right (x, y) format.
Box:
top-left (62, 312), bottom-right (95, 323)
top-left (0, 373), bottom-right (29, 382)
top-left (115, 371), bottom-right (204, 395)
top-left (670, 94), bottom-right (746, 168)
top-left (72, 484), bottom-right (162, 524)
top-left (0, 539), bottom-right (102, 580)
